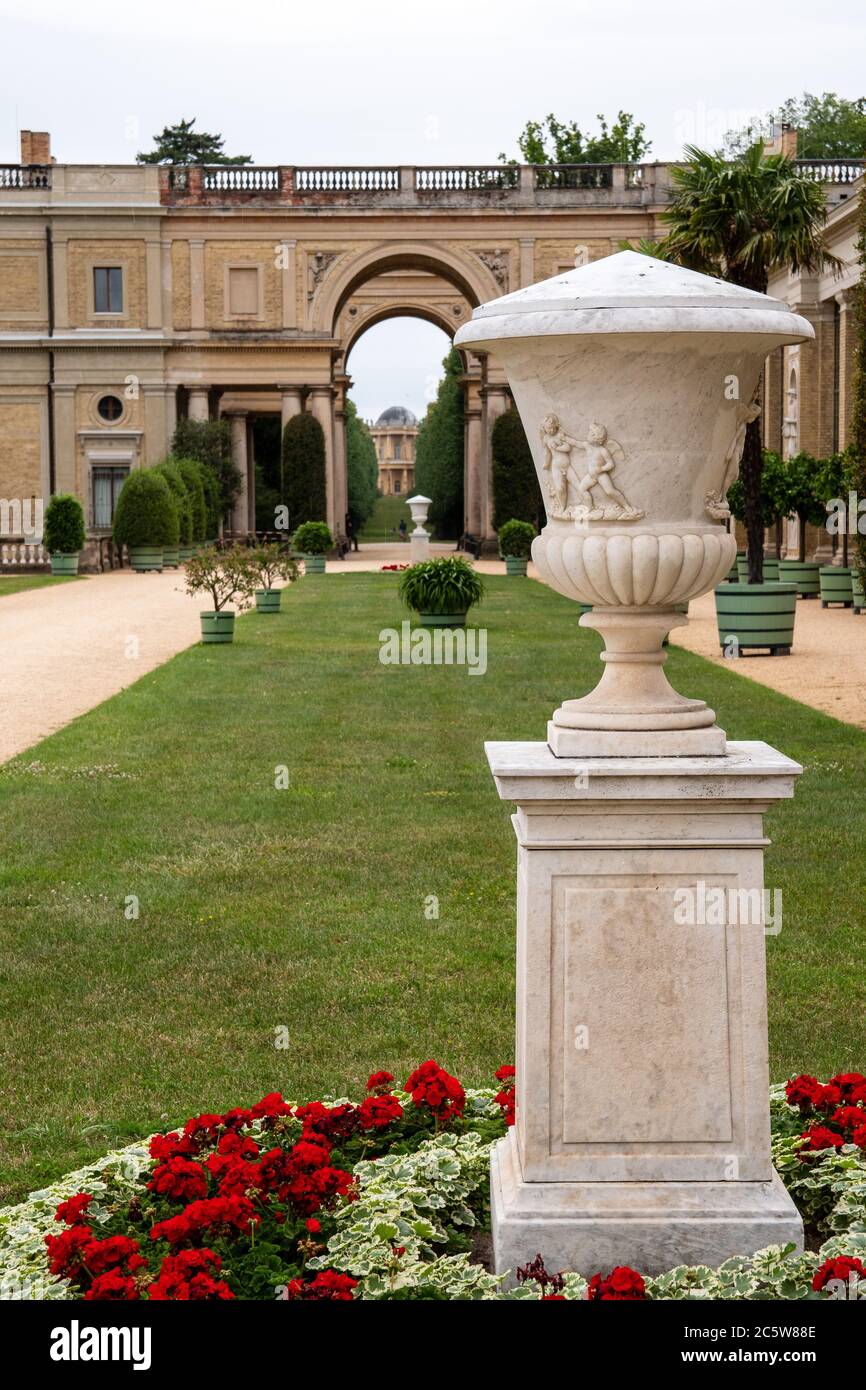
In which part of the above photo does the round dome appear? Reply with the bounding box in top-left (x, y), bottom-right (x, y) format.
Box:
top-left (376, 405), bottom-right (417, 427)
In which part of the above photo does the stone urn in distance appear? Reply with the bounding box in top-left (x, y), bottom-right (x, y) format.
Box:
top-left (455, 251), bottom-right (812, 756)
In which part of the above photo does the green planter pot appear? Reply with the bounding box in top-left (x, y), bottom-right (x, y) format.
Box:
top-left (178, 544), bottom-right (196, 563)
top-left (727, 552), bottom-right (744, 582)
top-left (417, 611), bottom-right (467, 628)
top-left (819, 566), bottom-right (854, 608)
top-left (162, 545), bottom-right (180, 569)
top-left (49, 552), bottom-right (79, 576)
top-left (736, 554), bottom-right (779, 582)
top-left (778, 559), bottom-right (820, 597)
top-left (303, 554), bottom-right (326, 574)
top-left (200, 610), bottom-right (235, 644)
top-left (128, 547), bottom-right (163, 573)
top-left (255, 588), bottom-right (282, 613)
top-left (504, 555), bottom-right (528, 577)
top-left (853, 574), bottom-right (865, 614)
top-left (714, 582), bottom-right (797, 655)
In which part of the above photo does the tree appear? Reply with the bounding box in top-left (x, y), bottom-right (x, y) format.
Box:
top-left (413, 348), bottom-right (464, 538)
top-left (137, 118), bottom-right (252, 165)
top-left (172, 418), bottom-right (240, 526)
top-left (281, 413), bottom-right (327, 528)
top-left (345, 399), bottom-right (378, 532)
top-left (491, 408), bottom-right (544, 531)
top-left (723, 93), bottom-right (866, 160)
top-left (501, 111), bottom-right (650, 165)
top-left (648, 143), bottom-right (839, 583)
top-left (726, 450), bottom-right (788, 556)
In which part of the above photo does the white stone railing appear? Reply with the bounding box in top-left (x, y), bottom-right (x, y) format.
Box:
top-left (0, 541), bottom-right (49, 567)
top-left (294, 167), bottom-right (401, 192)
top-left (794, 158), bottom-right (864, 184)
top-left (415, 165), bottom-right (520, 191)
top-left (202, 166), bottom-right (281, 191)
top-left (0, 164), bottom-right (52, 189)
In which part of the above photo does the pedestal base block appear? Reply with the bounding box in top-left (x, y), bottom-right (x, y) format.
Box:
top-left (491, 1130), bottom-right (803, 1283)
top-left (409, 533), bottom-right (430, 563)
top-left (547, 720), bottom-right (727, 758)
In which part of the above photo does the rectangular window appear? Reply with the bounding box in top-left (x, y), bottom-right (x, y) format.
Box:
top-left (227, 266), bottom-right (260, 316)
top-left (394, 479), bottom-right (401, 494)
top-left (92, 465), bottom-right (129, 528)
top-left (93, 266), bottom-right (123, 314)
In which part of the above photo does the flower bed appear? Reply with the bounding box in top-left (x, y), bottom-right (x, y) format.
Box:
top-left (1, 1065), bottom-right (864, 1301)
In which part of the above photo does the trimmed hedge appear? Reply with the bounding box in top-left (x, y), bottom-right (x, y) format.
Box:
top-left (43, 494), bottom-right (85, 554)
top-left (154, 460), bottom-right (192, 546)
top-left (491, 409), bottom-right (544, 532)
top-left (175, 458), bottom-right (207, 542)
top-left (112, 470), bottom-right (179, 549)
top-left (282, 413), bottom-right (327, 528)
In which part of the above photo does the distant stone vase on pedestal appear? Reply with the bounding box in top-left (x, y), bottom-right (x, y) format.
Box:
top-left (454, 252), bottom-right (814, 1280)
top-left (407, 493), bottom-right (432, 564)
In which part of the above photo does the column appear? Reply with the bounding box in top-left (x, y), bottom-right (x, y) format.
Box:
top-left (309, 386), bottom-right (336, 534)
top-left (280, 386), bottom-right (304, 431)
top-left (52, 234), bottom-right (69, 330)
top-left (519, 237), bottom-right (535, 288)
top-left (481, 379), bottom-right (510, 541)
top-left (836, 288), bottom-right (857, 450)
top-left (52, 384), bottom-right (77, 495)
top-left (164, 386), bottom-right (178, 451)
top-left (146, 239), bottom-right (163, 330)
top-left (333, 373), bottom-right (351, 537)
top-left (280, 240), bottom-right (297, 330)
top-left (228, 411), bottom-right (249, 534)
top-left (143, 386), bottom-right (168, 464)
top-left (187, 388), bottom-right (210, 422)
top-left (246, 417), bottom-right (256, 532)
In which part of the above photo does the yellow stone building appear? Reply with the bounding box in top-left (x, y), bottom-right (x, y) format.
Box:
top-left (0, 130), bottom-right (861, 564)
top-left (370, 406), bottom-right (417, 495)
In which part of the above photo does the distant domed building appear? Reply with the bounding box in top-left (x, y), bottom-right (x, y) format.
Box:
top-left (370, 405), bottom-right (418, 496)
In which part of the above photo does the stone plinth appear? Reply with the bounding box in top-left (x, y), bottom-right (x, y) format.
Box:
top-left (486, 740), bottom-right (804, 1278)
top-left (409, 533), bottom-right (430, 563)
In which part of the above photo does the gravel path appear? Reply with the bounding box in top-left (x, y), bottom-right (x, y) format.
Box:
top-left (2, 553), bottom-right (862, 765)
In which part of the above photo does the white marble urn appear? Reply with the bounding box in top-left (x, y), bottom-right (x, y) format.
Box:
top-left (406, 494), bottom-right (432, 534)
top-left (455, 252), bottom-right (812, 755)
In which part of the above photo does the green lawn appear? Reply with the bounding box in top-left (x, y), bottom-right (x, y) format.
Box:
top-left (0, 575), bottom-right (863, 1203)
top-left (0, 574), bottom-right (81, 597)
top-left (358, 494), bottom-right (412, 542)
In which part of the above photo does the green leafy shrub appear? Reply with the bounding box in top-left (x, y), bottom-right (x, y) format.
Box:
top-left (43, 494), bottom-right (85, 554)
top-left (293, 520), bottom-right (332, 555)
top-left (399, 556), bottom-right (484, 615)
top-left (241, 543), bottom-right (299, 591)
top-left (784, 451), bottom-right (827, 561)
top-left (183, 545), bottom-right (255, 612)
top-left (282, 414), bottom-right (326, 527)
top-left (174, 458), bottom-right (207, 542)
top-left (498, 518), bottom-right (536, 558)
top-left (413, 347), bottom-right (464, 538)
top-left (112, 470), bottom-right (179, 549)
top-left (491, 409), bottom-right (544, 531)
top-left (727, 449), bottom-right (789, 546)
top-left (172, 418), bottom-right (240, 526)
top-left (154, 461), bottom-right (192, 546)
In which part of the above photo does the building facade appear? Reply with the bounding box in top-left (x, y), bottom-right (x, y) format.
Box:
top-left (370, 405), bottom-right (417, 495)
top-left (0, 132), bottom-right (861, 563)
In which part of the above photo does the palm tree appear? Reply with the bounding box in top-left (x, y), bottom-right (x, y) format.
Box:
top-left (641, 144), bottom-right (840, 582)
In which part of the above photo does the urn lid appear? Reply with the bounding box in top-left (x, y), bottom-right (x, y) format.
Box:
top-left (456, 249), bottom-right (813, 345)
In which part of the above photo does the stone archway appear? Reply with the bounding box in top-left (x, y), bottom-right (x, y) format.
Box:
top-left (323, 245), bottom-right (509, 543)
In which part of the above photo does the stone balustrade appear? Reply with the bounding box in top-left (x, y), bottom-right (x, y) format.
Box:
top-left (1, 542), bottom-right (49, 568)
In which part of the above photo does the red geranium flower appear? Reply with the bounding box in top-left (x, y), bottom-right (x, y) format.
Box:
top-left (45, 1224), bottom-right (93, 1277)
top-left (785, 1075), bottom-right (822, 1113)
top-left (853, 1125), bottom-right (866, 1149)
top-left (55, 1193), bottom-right (93, 1226)
top-left (831, 1106), bottom-right (866, 1134)
top-left (366, 1071), bottom-right (395, 1094)
top-left (85, 1271), bottom-right (140, 1301)
top-left (812, 1255), bottom-right (866, 1293)
top-left (828, 1072), bottom-right (866, 1104)
top-left (495, 1064), bottom-right (516, 1082)
top-left (404, 1060), bottom-right (465, 1122)
top-left (798, 1125), bottom-right (846, 1156)
top-left (150, 1195), bottom-right (258, 1246)
top-left (148, 1248), bottom-right (234, 1300)
top-left (250, 1092), bottom-right (294, 1122)
top-left (148, 1157), bottom-right (209, 1202)
top-left (149, 1131), bottom-right (199, 1163)
top-left (287, 1270), bottom-right (357, 1300)
top-left (358, 1094), bottom-right (403, 1130)
top-left (815, 1083), bottom-right (843, 1112)
top-left (587, 1265), bottom-right (646, 1301)
top-left (305, 1218), bottom-right (321, 1234)
top-left (84, 1235), bottom-right (145, 1275)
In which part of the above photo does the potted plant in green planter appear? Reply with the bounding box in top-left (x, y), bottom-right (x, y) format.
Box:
top-left (175, 458), bottom-right (208, 555)
top-left (112, 469), bottom-right (179, 572)
top-left (777, 451), bottom-right (824, 597)
top-left (816, 450), bottom-right (855, 606)
top-left (243, 543), bottom-right (299, 613)
top-left (853, 568), bottom-right (865, 614)
top-left (718, 451), bottom-right (795, 652)
top-left (184, 545), bottom-right (254, 644)
top-left (498, 518), bottom-right (536, 576)
top-left (399, 555), bottom-right (484, 628)
top-left (293, 521), bottom-right (332, 574)
top-left (43, 493), bottom-right (86, 575)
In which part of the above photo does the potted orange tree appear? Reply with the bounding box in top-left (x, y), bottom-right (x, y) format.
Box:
top-left (184, 546), bottom-right (255, 643)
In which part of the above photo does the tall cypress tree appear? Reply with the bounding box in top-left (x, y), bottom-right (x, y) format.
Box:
top-left (414, 347), bottom-right (464, 537)
top-left (492, 407), bottom-right (544, 530)
top-left (281, 413), bottom-right (327, 527)
top-left (345, 399), bottom-right (378, 531)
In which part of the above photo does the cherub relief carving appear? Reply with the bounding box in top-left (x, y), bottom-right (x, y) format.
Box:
top-left (705, 396), bottom-right (761, 520)
top-left (540, 415), bottom-right (644, 521)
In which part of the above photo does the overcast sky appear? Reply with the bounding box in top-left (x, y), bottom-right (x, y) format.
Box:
top-left (2, 0), bottom-right (863, 417)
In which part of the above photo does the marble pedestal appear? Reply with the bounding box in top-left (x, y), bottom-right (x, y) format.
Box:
top-left (409, 532), bottom-right (430, 563)
top-left (486, 740), bottom-right (803, 1280)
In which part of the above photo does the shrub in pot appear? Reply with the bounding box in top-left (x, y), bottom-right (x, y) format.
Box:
top-left (154, 460), bottom-right (191, 568)
top-left (498, 518), bottom-right (536, 576)
top-left (293, 520), bottom-right (332, 574)
top-left (184, 545), bottom-right (255, 644)
top-left (721, 454), bottom-right (795, 649)
top-left (399, 555), bottom-right (484, 628)
top-left (43, 494), bottom-right (85, 575)
top-left (112, 469), bottom-right (179, 572)
top-left (778, 451), bottom-right (825, 596)
top-left (243, 543), bottom-right (300, 613)
top-left (853, 572), bottom-right (865, 613)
